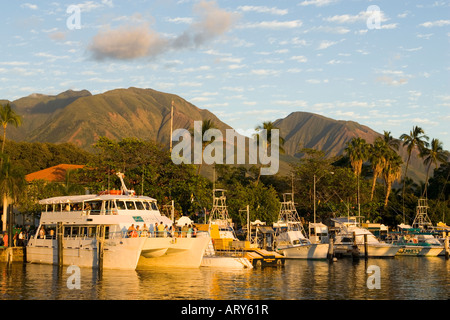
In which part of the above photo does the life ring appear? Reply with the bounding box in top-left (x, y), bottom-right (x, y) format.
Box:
top-left (413, 238), bottom-right (418, 244)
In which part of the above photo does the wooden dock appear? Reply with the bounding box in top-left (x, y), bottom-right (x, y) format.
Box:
top-left (0, 247), bottom-right (26, 263)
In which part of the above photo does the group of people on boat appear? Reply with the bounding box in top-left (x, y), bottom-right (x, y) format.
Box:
top-left (126, 223), bottom-right (198, 238)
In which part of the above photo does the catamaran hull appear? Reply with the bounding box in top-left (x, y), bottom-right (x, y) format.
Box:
top-left (26, 237), bottom-right (146, 270)
top-left (278, 243), bottom-right (329, 259)
top-left (138, 236), bottom-right (211, 268)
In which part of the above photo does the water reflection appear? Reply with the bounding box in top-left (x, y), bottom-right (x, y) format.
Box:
top-left (1, 257), bottom-right (449, 300)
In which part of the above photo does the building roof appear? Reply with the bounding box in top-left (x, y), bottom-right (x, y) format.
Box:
top-left (25, 164), bottom-right (85, 183)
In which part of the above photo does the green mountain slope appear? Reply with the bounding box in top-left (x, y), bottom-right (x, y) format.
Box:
top-left (274, 111), bottom-right (427, 182)
top-left (3, 88), bottom-right (431, 182)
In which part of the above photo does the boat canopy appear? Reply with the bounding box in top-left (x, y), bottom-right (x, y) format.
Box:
top-left (39, 194), bottom-right (157, 205)
top-left (39, 195), bottom-right (94, 205)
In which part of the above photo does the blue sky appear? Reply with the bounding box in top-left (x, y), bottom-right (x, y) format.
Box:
top-left (1, 0), bottom-right (449, 149)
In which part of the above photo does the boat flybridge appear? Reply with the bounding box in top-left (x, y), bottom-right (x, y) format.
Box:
top-left (27, 173), bottom-right (211, 269)
top-left (274, 193), bottom-right (330, 259)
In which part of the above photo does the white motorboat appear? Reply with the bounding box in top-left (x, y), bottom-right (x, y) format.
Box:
top-left (389, 224), bottom-right (444, 257)
top-left (389, 200), bottom-right (445, 257)
top-left (331, 217), bottom-right (399, 258)
top-left (275, 194), bottom-right (329, 260)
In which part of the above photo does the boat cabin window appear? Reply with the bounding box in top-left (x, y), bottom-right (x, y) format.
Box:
top-left (136, 201), bottom-right (145, 210)
top-left (126, 201), bottom-right (136, 210)
top-left (72, 227), bottom-right (79, 237)
top-left (142, 201), bottom-right (157, 210)
top-left (117, 200), bottom-right (126, 210)
top-left (85, 201), bottom-right (102, 215)
top-left (62, 226), bottom-right (106, 238)
top-left (105, 200), bottom-right (116, 215)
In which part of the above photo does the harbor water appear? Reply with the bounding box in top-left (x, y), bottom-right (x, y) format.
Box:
top-left (1, 257), bottom-right (448, 301)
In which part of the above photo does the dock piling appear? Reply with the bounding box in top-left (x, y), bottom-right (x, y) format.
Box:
top-left (97, 225), bottom-right (106, 274)
top-left (445, 236), bottom-right (449, 260)
top-left (364, 234), bottom-right (368, 259)
top-left (328, 238), bottom-right (334, 261)
top-left (57, 222), bottom-right (64, 267)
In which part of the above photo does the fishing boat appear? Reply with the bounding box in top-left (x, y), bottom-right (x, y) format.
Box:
top-left (389, 224), bottom-right (443, 257)
top-left (331, 217), bottom-right (399, 258)
top-left (27, 173), bottom-right (210, 269)
top-left (201, 189), bottom-right (284, 268)
top-left (199, 189), bottom-right (253, 269)
top-left (389, 199), bottom-right (444, 257)
top-left (274, 193), bottom-right (329, 259)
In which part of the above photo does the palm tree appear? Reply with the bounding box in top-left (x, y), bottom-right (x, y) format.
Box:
top-left (0, 103), bottom-right (22, 155)
top-left (382, 150), bottom-right (403, 207)
top-left (399, 126), bottom-right (429, 220)
top-left (190, 119), bottom-right (217, 175)
top-left (368, 137), bottom-right (389, 201)
top-left (254, 121), bottom-right (285, 184)
top-left (0, 155), bottom-right (26, 232)
top-left (421, 138), bottom-right (449, 198)
top-left (383, 130), bottom-right (400, 151)
top-left (345, 137), bottom-right (369, 214)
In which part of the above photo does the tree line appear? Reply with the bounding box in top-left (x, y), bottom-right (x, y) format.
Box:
top-left (0, 103), bottom-right (449, 232)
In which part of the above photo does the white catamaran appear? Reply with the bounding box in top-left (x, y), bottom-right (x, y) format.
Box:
top-left (27, 173), bottom-right (210, 269)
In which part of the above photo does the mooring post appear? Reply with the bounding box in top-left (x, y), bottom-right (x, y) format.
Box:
top-left (57, 222), bottom-right (64, 267)
top-left (97, 225), bottom-right (105, 274)
top-left (364, 234), bottom-right (368, 259)
top-left (328, 237), bottom-right (334, 261)
top-left (352, 231), bottom-right (359, 259)
top-left (445, 236), bottom-right (449, 260)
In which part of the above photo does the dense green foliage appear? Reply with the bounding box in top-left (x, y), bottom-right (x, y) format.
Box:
top-left (1, 127), bottom-right (449, 229)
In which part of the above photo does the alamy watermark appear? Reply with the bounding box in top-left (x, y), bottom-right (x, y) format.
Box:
top-left (67, 265), bottom-right (81, 289)
top-left (366, 265), bottom-right (381, 289)
top-left (171, 121), bottom-right (280, 175)
top-left (66, 5), bottom-right (81, 30)
top-left (366, 5), bottom-right (381, 30)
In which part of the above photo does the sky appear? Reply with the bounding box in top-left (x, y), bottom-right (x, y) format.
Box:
top-left (1, 0), bottom-right (449, 149)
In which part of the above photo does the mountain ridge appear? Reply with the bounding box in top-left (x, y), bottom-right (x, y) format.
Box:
top-left (3, 87), bottom-right (430, 181)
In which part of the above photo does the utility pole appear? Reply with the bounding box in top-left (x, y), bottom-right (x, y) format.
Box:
top-left (170, 100), bottom-right (174, 153)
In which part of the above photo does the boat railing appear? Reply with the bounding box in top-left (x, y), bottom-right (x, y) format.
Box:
top-left (29, 229), bottom-right (209, 244)
top-left (125, 230), bottom-right (209, 239)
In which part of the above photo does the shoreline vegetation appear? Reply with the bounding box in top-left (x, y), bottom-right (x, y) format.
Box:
top-left (0, 101), bottom-right (449, 232)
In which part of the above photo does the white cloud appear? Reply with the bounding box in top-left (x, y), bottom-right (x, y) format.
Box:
top-left (324, 11), bottom-right (388, 24)
top-left (306, 79), bottom-right (328, 84)
top-left (380, 23), bottom-right (398, 29)
top-left (166, 17), bottom-right (193, 24)
top-left (21, 3), bottom-right (38, 10)
top-left (237, 6), bottom-right (288, 16)
top-left (238, 20), bottom-right (302, 29)
top-left (251, 69), bottom-right (279, 76)
top-left (317, 40), bottom-right (338, 50)
top-left (273, 100), bottom-right (308, 107)
top-left (290, 55), bottom-right (308, 63)
top-left (89, 1), bottom-right (238, 61)
top-left (419, 19), bottom-right (450, 27)
top-left (299, 0), bottom-right (337, 7)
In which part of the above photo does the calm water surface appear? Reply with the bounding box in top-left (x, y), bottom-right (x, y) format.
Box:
top-left (1, 257), bottom-right (449, 300)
